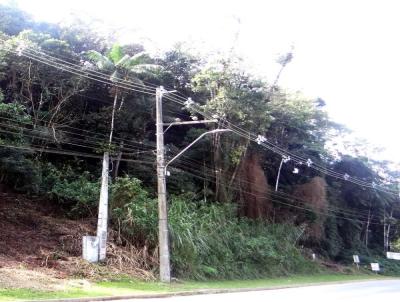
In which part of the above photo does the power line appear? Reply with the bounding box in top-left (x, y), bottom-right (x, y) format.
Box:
top-left (0, 124), bottom-right (156, 156)
top-left (163, 147), bottom-right (379, 220)
top-left (0, 41), bottom-right (393, 222)
top-left (170, 158), bottom-right (382, 221)
top-left (22, 47), bottom-right (157, 94)
top-left (21, 46), bottom-right (157, 93)
top-left (154, 92), bottom-right (395, 192)
top-left (0, 143), bottom-right (155, 165)
top-left (162, 96), bottom-right (398, 195)
top-left (1, 41), bottom-right (396, 195)
top-left (172, 165), bottom-right (383, 225)
top-left (0, 115), bottom-right (156, 151)
top-left (24, 45), bottom-right (162, 90)
top-left (1, 45), bottom-right (156, 97)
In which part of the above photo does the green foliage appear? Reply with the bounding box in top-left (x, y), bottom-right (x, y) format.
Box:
top-left (0, 147), bottom-right (41, 192)
top-left (230, 145), bottom-right (247, 165)
top-left (108, 44), bottom-right (124, 64)
top-left (168, 197), bottom-right (318, 279)
top-left (0, 98), bottom-right (31, 145)
top-left (357, 255), bottom-right (400, 276)
top-left (0, 97), bottom-right (39, 192)
top-left (41, 163), bottom-right (100, 217)
top-left (393, 238), bottom-right (400, 252)
top-left (321, 217), bottom-right (344, 259)
top-left (110, 177), bottom-right (317, 279)
top-left (0, 31), bottom-right (88, 127)
top-left (192, 63), bottom-right (271, 132)
top-left (111, 176), bottom-right (158, 244)
top-left (0, 3), bottom-right (399, 281)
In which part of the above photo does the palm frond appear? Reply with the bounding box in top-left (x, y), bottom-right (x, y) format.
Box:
top-left (130, 64), bottom-right (163, 74)
top-left (85, 50), bottom-right (114, 71)
top-left (108, 44), bottom-right (124, 65)
top-left (115, 54), bottom-right (131, 67)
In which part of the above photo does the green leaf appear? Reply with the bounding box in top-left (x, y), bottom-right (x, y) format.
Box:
top-left (128, 51), bottom-right (150, 65)
top-left (86, 50), bottom-right (114, 71)
top-left (130, 64), bottom-right (162, 74)
top-left (108, 44), bottom-right (123, 64)
top-left (115, 54), bottom-right (131, 67)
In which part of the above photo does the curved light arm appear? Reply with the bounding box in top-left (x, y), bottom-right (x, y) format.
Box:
top-left (164, 119), bottom-right (218, 134)
top-left (166, 129), bottom-right (231, 169)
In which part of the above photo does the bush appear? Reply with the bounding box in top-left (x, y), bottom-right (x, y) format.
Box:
top-left (42, 163), bottom-right (100, 217)
top-left (0, 148), bottom-right (41, 193)
top-left (111, 176), bottom-right (158, 245)
top-left (0, 98), bottom-right (40, 192)
top-left (168, 196), bottom-right (318, 279)
top-left (358, 255), bottom-right (400, 276)
top-left (110, 177), bottom-right (318, 279)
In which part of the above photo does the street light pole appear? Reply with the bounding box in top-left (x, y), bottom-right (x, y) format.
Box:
top-left (155, 86), bottom-right (171, 283)
top-left (166, 129), bottom-right (231, 169)
top-left (275, 156), bottom-right (290, 191)
top-left (275, 158), bottom-right (284, 192)
top-left (155, 86), bottom-right (230, 282)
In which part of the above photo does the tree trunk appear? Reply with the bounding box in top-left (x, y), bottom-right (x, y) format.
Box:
top-left (203, 158), bottom-right (207, 202)
top-left (213, 130), bottom-right (221, 200)
top-left (384, 208), bottom-right (393, 252)
top-left (229, 137), bottom-right (250, 188)
top-left (113, 140), bottom-right (124, 180)
top-left (383, 209), bottom-right (386, 252)
top-left (365, 208), bottom-right (371, 249)
top-left (109, 90), bottom-right (118, 143)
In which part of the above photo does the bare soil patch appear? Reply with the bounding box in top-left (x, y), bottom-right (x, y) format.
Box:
top-left (0, 191), bottom-right (155, 290)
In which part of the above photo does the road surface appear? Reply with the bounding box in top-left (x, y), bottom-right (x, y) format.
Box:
top-left (118, 280), bottom-right (400, 302)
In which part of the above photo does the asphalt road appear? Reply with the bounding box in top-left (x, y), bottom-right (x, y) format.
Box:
top-left (118, 280), bottom-right (400, 302)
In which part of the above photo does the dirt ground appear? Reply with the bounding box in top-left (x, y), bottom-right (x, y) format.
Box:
top-left (0, 191), bottom-right (93, 265)
top-left (0, 191), bottom-right (155, 290)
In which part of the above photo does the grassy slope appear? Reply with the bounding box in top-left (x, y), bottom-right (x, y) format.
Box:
top-left (0, 274), bottom-right (394, 301)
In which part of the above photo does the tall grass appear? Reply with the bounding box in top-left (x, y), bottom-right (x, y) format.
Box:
top-left (111, 177), bottom-right (318, 280)
top-left (168, 195), bottom-right (318, 279)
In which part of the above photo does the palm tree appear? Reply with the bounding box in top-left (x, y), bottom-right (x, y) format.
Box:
top-left (86, 44), bottom-right (161, 261)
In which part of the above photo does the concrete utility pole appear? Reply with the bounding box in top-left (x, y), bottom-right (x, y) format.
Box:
top-left (156, 86), bottom-right (171, 283)
top-left (96, 91), bottom-right (118, 262)
top-left (96, 152), bottom-right (109, 261)
top-left (155, 86), bottom-right (231, 282)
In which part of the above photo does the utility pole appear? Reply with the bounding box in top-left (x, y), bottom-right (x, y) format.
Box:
top-left (156, 86), bottom-right (170, 283)
top-left (155, 86), bottom-right (230, 282)
top-left (96, 91), bottom-right (118, 262)
top-left (96, 152), bottom-right (109, 261)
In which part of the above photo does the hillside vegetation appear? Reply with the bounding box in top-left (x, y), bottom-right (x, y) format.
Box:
top-left (0, 3), bottom-right (399, 281)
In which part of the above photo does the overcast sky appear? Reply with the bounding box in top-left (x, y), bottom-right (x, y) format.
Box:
top-left (2, 0), bottom-right (400, 162)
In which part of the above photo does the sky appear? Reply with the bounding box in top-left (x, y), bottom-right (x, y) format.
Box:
top-left (2, 0), bottom-right (400, 162)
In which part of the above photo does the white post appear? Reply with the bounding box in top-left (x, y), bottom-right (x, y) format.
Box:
top-left (94, 90), bottom-right (118, 262)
